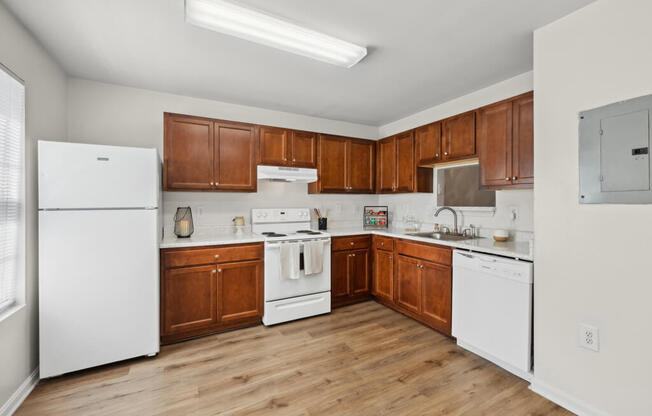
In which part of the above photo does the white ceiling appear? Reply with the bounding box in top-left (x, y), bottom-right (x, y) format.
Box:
top-left (5, 0), bottom-right (592, 125)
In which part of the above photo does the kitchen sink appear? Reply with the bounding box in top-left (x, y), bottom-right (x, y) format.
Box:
top-left (407, 231), bottom-right (477, 241)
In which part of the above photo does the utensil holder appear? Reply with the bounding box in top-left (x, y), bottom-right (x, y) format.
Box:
top-left (318, 218), bottom-right (327, 230)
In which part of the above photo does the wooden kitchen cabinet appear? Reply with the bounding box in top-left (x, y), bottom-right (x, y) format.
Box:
top-left (331, 236), bottom-right (371, 307)
top-left (164, 113), bottom-right (257, 192)
top-left (160, 243), bottom-right (264, 344)
top-left (478, 91), bottom-right (533, 188)
top-left (396, 255), bottom-right (421, 314)
top-left (259, 126), bottom-right (317, 168)
top-left (415, 122), bottom-right (442, 166)
top-left (442, 111), bottom-right (476, 160)
top-left (164, 114), bottom-right (214, 190)
top-left (377, 131), bottom-right (433, 194)
top-left (309, 135), bottom-right (375, 194)
top-left (162, 264), bottom-right (218, 335)
top-left (420, 260), bottom-right (452, 334)
top-left (372, 245), bottom-right (394, 303)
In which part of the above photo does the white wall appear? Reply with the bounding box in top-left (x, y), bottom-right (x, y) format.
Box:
top-left (532, 1), bottom-right (652, 415)
top-left (0, 3), bottom-right (68, 410)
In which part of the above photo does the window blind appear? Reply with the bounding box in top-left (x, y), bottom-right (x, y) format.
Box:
top-left (0, 66), bottom-right (24, 314)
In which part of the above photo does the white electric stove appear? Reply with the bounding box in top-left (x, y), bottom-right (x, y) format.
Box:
top-left (251, 208), bottom-right (331, 325)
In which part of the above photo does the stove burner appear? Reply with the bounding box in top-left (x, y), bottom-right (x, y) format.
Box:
top-left (296, 230), bottom-right (322, 235)
top-left (262, 232), bottom-right (287, 237)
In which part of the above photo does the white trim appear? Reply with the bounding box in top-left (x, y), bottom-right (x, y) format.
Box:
top-left (0, 303), bottom-right (25, 324)
top-left (457, 340), bottom-right (532, 382)
top-left (529, 378), bottom-right (610, 416)
top-left (0, 367), bottom-right (39, 416)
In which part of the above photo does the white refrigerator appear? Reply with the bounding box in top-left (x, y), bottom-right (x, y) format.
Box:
top-left (38, 140), bottom-right (161, 378)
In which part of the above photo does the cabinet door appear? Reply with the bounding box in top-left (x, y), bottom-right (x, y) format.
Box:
top-left (259, 126), bottom-right (289, 166)
top-left (377, 137), bottom-right (397, 193)
top-left (479, 101), bottom-right (513, 187)
top-left (396, 255), bottom-right (421, 314)
top-left (347, 140), bottom-right (375, 193)
top-left (162, 265), bottom-right (217, 334)
top-left (214, 122), bottom-right (257, 191)
top-left (164, 115), bottom-right (213, 190)
top-left (290, 130), bottom-right (317, 168)
top-left (372, 249), bottom-right (394, 302)
top-left (512, 92), bottom-right (534, 185)
top-left (442, 111), bottom-right (476, 160)
top-left (349, 249), bottom-right (370, 295)
top-left (396, 131), bottom-right (415, 192)
top-left (420, 260), bottom-right (452, 335)
top-left (217, 260), bottom-right (263, 322)
top-left (415, 122), bottom-right (441, 165)
top-left (331, 251), bottom-right (350, 301)
top-left (319, 135), bottom-right (348, 192)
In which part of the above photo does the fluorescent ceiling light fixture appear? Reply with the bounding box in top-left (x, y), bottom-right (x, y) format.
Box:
top-left (185, 0), bottom-right (367, 68)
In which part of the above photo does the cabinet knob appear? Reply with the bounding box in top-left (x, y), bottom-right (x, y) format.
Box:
top-left (215, 254), bottom-right (220, 259)
top-left (215, 182), bottom-right (219, 186)
top-left (512, 176), bottom-right (517, 181)
top-left (284, 158), bottom-right (287, 161)
top-left (209, 182), bottom-right (214, 186)
top-left (350, 242), bottom-right (354, 245)
top-left (380, 242), bottom-right (384, 246)
top-left (505, 177), bottom-right (510, 181)
top-left (444, 152), bottom-right (448, 156)
top-left (435, 153), bottom-right (439, 157)
top-left (212, 270), bottom-right (217, 273)
top-left (218, 269), bottom-right (222, 273)
top-left (292, 158), bottom-right (296, 162)
top-left (351, 254), bottom-right (356, 257)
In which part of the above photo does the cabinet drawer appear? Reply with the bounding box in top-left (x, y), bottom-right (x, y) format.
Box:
top-left (396, 240), bottom-right (451, 266)
top-left (163, 244), bottom-right (263, 268)
top-left (373, 236), bottom-right (394, 251)
top-left (332, 236), bottom-right (370, 251)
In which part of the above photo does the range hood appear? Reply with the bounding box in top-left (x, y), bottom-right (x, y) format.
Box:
top-left (257, 165), bottom-right (318, 183)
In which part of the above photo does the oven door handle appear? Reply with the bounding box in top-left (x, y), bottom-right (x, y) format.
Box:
top-left (266, 238), bottom-right (331, 249)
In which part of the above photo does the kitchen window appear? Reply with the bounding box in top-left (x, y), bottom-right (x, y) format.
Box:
top-left (0, 63), bottom-right (25, 318)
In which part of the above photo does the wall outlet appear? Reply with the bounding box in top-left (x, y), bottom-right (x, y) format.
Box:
top-left (578, 323), bottom-right (599, 352)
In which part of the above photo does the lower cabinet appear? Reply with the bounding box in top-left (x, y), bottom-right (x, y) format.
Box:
top-left (331, 236), bottom-right (371, 307)
top-left (160, 243), bottom-right (263, 344)
top-left (372, 248), bottom-right (394, 302)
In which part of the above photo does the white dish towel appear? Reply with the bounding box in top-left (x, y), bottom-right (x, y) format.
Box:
top-left (280, 242), bottom-right (301, 280)
top-left (303, 240), bottom-right (324, 275)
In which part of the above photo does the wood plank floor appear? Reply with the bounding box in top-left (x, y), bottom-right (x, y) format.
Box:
top-left (17, 301), bottom-right (570, 416)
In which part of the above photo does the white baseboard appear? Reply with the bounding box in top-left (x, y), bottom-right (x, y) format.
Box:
top-left (0, 367), bottom-right (39, 416)
top-left (529, 378), bottom-right (610, 416)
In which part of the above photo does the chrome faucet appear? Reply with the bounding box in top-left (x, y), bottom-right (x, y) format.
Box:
top-left (434, 206), bottom-right (458, 234)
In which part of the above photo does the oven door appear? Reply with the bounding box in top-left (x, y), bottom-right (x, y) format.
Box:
top-left (264, 238), bottom-right (331, 302)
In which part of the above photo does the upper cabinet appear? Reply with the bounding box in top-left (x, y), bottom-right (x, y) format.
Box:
top-left (415, 122), bottom-right (442, 165)
top-left (478, 91), bottom-right (533, 188)
top-left (164, 113), bottom-right (257, 192)
top-left (259, 126), bottom-right (316, 168)
top-left (442, 111), bottom-right (476, 161)
top-left (309, 135), bottom-right (375, 194)
top-left (377, 131), bottom-right (432, 194)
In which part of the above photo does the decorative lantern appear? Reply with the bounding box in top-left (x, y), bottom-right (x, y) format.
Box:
top-left (174, 207), bottom-right (194, 238)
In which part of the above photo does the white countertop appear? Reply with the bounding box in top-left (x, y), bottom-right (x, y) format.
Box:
top-left (161, 226), bottom-right (533, 261)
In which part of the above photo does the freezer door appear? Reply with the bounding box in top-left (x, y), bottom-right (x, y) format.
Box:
top-left (38, 141), bottom-right (160, 209)
top-left (39, 209), bottom-right (159, 378)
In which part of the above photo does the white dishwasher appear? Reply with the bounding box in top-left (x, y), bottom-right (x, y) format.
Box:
top-left (452, 251), bottom-right (533, 381)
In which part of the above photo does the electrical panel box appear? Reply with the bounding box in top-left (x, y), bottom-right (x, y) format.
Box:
top-left (579, 94), bottom-right (652, 204)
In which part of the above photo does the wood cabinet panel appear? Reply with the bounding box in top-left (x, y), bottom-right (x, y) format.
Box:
top-left (349, 249), bottom-right (370, 295)
top-left (396, 240), bottom-right (452, 266)
top-left (442, 111), bottom-right (476, 160)
top-left (332, 236), bottom-right (370, 252)
top-left (479, 101), bottom-right (513, 187)
top-left (396, 255), bottom-right (421, 314)
top-left (259, 126), bottom-right (289, 166)
top-left (377, 137), bottom-right (396, 193)
top-left (348, 140), bottom-right (375, 193)
top-left (290, 130), bottom-right (317, 168)
top-left (331, 250), bottom-right (350, 302)
top-left (415, 122), bottom-right (442, 165)
top-left (217, 260), bottom-right (262, 322)
top-left (512, 93), bottom-right (534, 185)
top-left (373, 235), bottom-right (394, 251)
top-left (163, 244), bottom-right (263, 268)
top-left (162, 265), bottom-right (217, 334)
top-left (318, 135), bottom-right (348, 192)
top-left (214, 122), bottom-right (257, 191)
top-left (396, 131), bottom-right (415, 192)
top-left (372, 249), bottom-right (394, 302)
top-left (164, 115), bottom-right (213, 190)
top-left (420, 260), bottom-right (452, 335)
